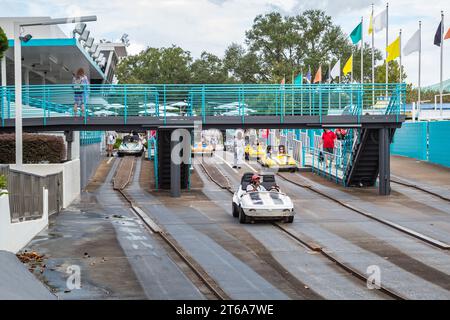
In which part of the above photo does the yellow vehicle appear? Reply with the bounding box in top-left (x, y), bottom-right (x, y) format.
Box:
top-left (191, 142), bottom-right (213, 157)
top-left (258, 145), bottom-right (297, 172)
top-left (244, 144), bottom-right (265, 160)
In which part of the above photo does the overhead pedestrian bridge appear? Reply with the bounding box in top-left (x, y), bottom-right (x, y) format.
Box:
top-left (1, 83), bottom-right (406, 196)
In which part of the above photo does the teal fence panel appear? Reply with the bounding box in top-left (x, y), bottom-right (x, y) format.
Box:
top-left (428, 121), bottom-right (450, 167)
top-left (391, 122), bottom-right (428, 160)
top-left (81, 131), bottom-right (103, 145)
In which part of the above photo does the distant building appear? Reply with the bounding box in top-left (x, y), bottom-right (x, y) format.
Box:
top-left (0, 17), bottom-right (128, 85)
top-left (424, 79), bottom-right (450, 92)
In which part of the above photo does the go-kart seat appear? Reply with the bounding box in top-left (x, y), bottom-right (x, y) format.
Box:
top-left (241, 172), bottom-right (255, 190)
top-left (261, 174), bottom-right (276, 191)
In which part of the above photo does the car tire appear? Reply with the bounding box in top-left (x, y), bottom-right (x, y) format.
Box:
top-left (286, 216), bottom-right (294, 223)
top-left (232, 202), bottom-right (239, 218)
top-left (238, 206), bottom-right (248, 224)
top-left (118, 153), bottom-right (124, 158)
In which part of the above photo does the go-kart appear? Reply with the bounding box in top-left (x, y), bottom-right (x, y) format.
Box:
top-left (232, 172), bottom-right (295, 224)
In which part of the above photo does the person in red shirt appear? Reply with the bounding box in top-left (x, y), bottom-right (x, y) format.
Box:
top-left (335, 128), bottom-right (347, 140)
top-left (319, 129), bottom-right (337, 168)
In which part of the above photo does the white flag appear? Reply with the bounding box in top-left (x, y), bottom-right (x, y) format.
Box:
top-left (330, 59), bottom-right (340, 79)
top-left (403, 29), bottom-right (420, 56)
top-left (373, 9), bottom-right (387, 33)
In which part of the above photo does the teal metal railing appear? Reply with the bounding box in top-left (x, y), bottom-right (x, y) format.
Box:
top-left (0, 83), bottom-right (406, 126)
top-left (80, 131), bottom-right (103, 145)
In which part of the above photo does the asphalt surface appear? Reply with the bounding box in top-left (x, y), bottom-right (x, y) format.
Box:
top-left (0, 251), bottom-right (56, 300)
top-left (23, 157), bottom-right (204, 300)
top-left (17, 153), bottom-right (450, 300)
top-left (208, 152), bottom-right (450, 299)
top-left (124, 159), bottom-right (296, 300)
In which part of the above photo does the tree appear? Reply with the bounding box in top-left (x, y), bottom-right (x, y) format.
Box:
top-left (223, 43), bottom-right (263, 83)
top-left (375, 60), bottom-right (407, 84)
top-left (116, 46), bottom-right (192, 84)
top-left (190, 51), bottom-right (228, 84)
top-left (243, 10), bottom-right (378, 83)
top-left (0, 27), bottom-right (8, 59)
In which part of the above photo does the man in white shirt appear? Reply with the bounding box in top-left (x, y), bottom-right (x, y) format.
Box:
top-left (246, 174), bottom-right (266, 192)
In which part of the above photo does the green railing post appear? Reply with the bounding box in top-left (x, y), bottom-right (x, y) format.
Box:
top-left (7, 88), bottom-right (10, 119)
top-left (163, 84), bottom-right (167, 124)
top-left (1, 87), bottom-right (4, 127)
top-left (201, 85), bottom-right (206, 123)
top-left (319, 86), bottom-right (322, 123)
top-left (154, 132), bottom-right (159, 190)
top-left (43, 87), bottom-right (47, 126)
top-left (156, 92), bottom-right (160, 117)
top-left (241, 86), bottom-right (245, 124)
top-left (83, 85), bottom-right (88, 125)
top-left (302, 142), bottom-right (305, 167)
top-left (144, 87), bottom-right (148, 116)
top-left (357, 85), bottom-right (363, 123)
top-left (124, 86), bottom-right (128, 124)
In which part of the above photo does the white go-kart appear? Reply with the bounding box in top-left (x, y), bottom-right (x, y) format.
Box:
top-left (232, 173), bottom-right (295, 224)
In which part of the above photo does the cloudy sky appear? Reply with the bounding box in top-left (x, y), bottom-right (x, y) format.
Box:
top-left (2, 0), bottom-right (449, 86)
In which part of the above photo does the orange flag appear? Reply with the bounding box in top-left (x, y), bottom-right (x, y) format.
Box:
top-left (313, 66), bottom-right (322, 83)
top-left (445, 28), bottom-right (450, 40)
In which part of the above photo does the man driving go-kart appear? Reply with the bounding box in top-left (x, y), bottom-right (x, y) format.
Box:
top-left (246, 174), bottom-right (266, 192)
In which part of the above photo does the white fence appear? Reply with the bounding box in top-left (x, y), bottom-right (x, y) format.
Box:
top-left (0, 189), bottom-right (49, 253)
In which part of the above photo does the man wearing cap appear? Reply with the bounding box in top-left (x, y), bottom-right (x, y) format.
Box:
top-left (246, 174), bottom-right (267, 192)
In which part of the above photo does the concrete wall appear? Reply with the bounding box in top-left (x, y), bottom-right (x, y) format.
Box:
top-left (10, 159), bottom-right (81, 208)
top-left (0, 189), bottom-right (49, 253)
top-left (80, 142), bottom-right (102, 189)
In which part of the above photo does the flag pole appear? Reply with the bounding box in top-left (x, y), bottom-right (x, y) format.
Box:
top-left (399, 29), bottom-right (403, 110)
top-left (440, 11), bottom-right (444, 117)
top-left (418, 21), bottom-right (422, 113)
top-left (386, 2), bottom-right (389, 97)
top-left (399, 29), bottom-right (402, 84)
top-left (371, 3), bottom-right (375, 107)
top-left (339, 60), bottom-right (342, 109)
top-left (361, 16), bottom-right (364, 84)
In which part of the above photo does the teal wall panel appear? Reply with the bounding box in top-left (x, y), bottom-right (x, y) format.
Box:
top-left (428, 121), bottom-right (450, 167)
top-left (391, 122), bottom-right (428, 160)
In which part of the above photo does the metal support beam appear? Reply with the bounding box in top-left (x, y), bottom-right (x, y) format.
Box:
top-left (378, 128), bottom-right (391, 195)
top-left (170, 134), bottom-right (181, 198)
top-left (65, 131), bottom-right (74, 160)
top-left (221, 129), bottom-right (227, 147)
top-left (14, 22), bottom-right (23, 167)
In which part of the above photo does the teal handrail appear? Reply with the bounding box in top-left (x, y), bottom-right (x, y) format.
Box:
top-left (0, 83), bottom-right (406, 127)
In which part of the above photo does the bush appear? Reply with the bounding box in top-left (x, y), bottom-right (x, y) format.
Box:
top-left (113, 138), bottom-right (122, 150)
top-left (0, 175), bottom-right (7, 195)
top-left (0, 134), bottom-right (66, 164)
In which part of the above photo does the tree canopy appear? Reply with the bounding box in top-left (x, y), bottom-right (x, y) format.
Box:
top-left (116, 9), bottom-right (397, 86)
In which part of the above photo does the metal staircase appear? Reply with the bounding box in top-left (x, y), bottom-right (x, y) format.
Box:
top-left (342, 95), bottom-right (399, 188)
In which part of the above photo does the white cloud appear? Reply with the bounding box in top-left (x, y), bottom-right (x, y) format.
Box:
top-left (1, 0), bottom-right (449, 86)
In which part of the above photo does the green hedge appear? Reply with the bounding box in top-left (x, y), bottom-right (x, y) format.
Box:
top-left (0, 134), bottom-right (66, 164)
top-left (113, 138), bottom-right (122, 149)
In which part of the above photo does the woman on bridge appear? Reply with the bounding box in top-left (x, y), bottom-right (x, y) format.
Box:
top-left (72, 68), bottom-right (90, 116)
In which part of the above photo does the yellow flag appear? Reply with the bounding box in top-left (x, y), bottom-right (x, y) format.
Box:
top-left (368, 13), bottom-right (373, 35)
top-left (343, 55), bottom-right (353, 75)
top-left (386, 36), bottom-right (401, 62)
